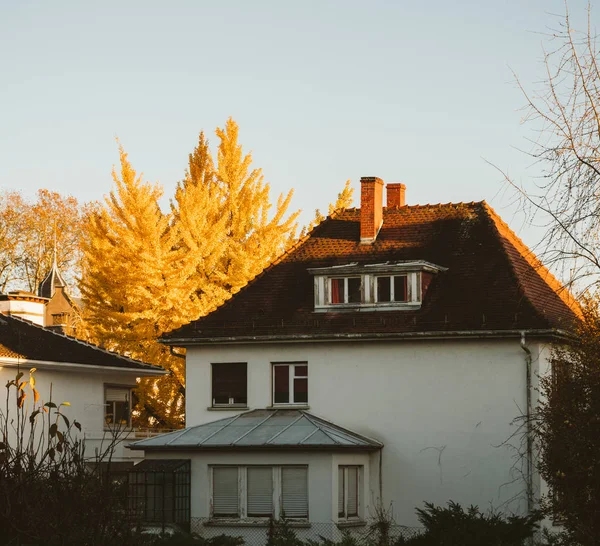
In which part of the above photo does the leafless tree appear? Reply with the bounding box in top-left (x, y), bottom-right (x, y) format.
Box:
top-left (503, 3), bottom-right (600, 294)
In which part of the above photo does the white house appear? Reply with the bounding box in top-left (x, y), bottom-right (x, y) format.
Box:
top-left (131, 177), bottom-right (578, 537)
top-left (0, 306), bottom-right (167, 466)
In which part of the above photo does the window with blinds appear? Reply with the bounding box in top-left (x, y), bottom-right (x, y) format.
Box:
top-left (247, 467), bottom-right (273, 517)
top-left (212, 363), bottom-right (247, 406)
top-left (338, 466), bottom-right (360, 519)
top-left (282, 467), bottom-right (308, 518)
top-left (104, 386), bottom-right (132, 426)
top-left (213, 467), bottom-right (239, 517)
top-left (211, 466), bottom-right (308, 520)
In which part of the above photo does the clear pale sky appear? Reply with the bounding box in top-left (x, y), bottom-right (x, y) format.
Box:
top-left (0, 0), bottom-right (590, 245)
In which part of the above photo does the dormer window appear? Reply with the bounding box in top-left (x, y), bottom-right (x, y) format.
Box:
top-left (375, 275), bottom-right (408, 303)
top-left (309, 261), bottom-right (446, 313)
top-left (330, 277), bottom-right (361, 305)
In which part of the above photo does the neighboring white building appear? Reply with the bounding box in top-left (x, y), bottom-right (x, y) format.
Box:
top-left (0, 310), bottom-right (167, 466)
top-left (131, 178), bottom-right (578, 536)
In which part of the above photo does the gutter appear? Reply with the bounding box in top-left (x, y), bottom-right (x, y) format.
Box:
top-left (0, 357), bottom-right (167, 376)
top-left (520, 332), bottom-right (534, 516)
top-left (161, 328), bottom-right (574, 346)
top-left (127, 444), bottom-right (383, 452)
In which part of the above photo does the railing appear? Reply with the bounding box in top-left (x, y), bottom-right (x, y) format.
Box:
top-left (82, 427), bottom-right (177, 461)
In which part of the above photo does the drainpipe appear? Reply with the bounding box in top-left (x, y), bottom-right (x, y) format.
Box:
top-left (520, 332), bottom-right (534, 516)
top-left (379, 449), bottom-right (383, 503)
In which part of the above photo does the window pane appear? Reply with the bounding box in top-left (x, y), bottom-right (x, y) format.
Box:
top-left (247, 467), bottom-right (273, 517)
top-left (213, 468), bottom-right (239, 517)
top-left (294, 365), bottom-right (308, 377)
top-left (331, 278), bottom-right (344, 304)
top-left (347, 467), bottom-right (359, 517)
top-left (377, 277), bottom-right (391, 302)
top-left (113, 400), bottom-right (129, 425)
top-left (294, 378), bottom-right (308, 404)
top-left (212, 363), bottom-right (247, 406)
top-left (347, 278), bottom-right (361, 303)
top-left (394, 276), bottom-right (408, 302)
top-left (338, 467), bottom-right (345, 517)
top-left (274, 366), bottom-right (290, 404)
top-left (282, 467), bottom-right (308, 518)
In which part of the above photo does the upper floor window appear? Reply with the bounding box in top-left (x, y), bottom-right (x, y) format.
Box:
top-left (309, 260), bottom-right (446, 313)
top-left (273, 363), bottom-right (308, 405)
top-left (376, 275), bottom-right (408, 303)
top-left (212, 363), bottom-right (247, 407)
top-left (105, 386), bottom-right (132, 427)
top-left (330, 277), bottom-right (361, 305)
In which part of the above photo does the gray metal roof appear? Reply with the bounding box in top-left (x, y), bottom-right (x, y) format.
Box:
top-left (129, 409), bottom-right (383, 452)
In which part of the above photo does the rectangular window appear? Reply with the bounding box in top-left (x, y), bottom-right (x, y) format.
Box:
top-left (282, 467), bottom-right (308, 518)
top-left (338, 466), bottom-right (360, 519)
top-left (375, 275), bottom-right (408, 303)
top-left (330, 277), bottom-right (362, 304)
top-left (105, 386), bottom-right (132, 427)
top-left (273, 363), bottom-right (308, 405)
top-left (211, 466), bottom-right (308, 520)
top-left (213, 467), bottom-right (240, 517)
top-left (247, 467), bottom-right (273, 517)
top-left (212, 363), bottom-right (247, 407)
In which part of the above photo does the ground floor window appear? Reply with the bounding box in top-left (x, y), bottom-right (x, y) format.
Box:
top-left (338, 466), bottom-right (360, 519)
top-left (128, 459), bottom-right (191, 530)
top-left (211, 465), bottom-right (308, 520)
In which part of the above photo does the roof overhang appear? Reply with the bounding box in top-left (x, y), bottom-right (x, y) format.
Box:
top-left (307, 260), bottom-right (448, 276)
top-left (0, 357), bottom-right (168, 376)
top-left (161, 328), bottom-right (575, 347)
top-left (130, 444), bottom-right (381, 452)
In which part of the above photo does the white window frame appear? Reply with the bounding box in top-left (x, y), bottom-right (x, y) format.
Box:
top-left (338, 465), bottom-right (361, 520)
top-left (272, 363), bottom-right (308, 406)
top-left (328, 276), bottom-right (362, 305)
top-left (104, 385), bottom-right (132, 429)
top-left (374, 274), bottom-right (409, 303)
top-left (210, 465), bottom-right (308, 520)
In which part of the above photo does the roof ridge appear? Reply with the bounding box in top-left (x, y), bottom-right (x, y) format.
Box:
top-left (301, 411), bottom-right (384, 447)
top-left (482, 202), bottom-right (583, 320)
top-left (1, 313), bottom-right (164, 371)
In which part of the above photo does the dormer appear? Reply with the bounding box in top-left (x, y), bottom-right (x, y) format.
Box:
top-left (309, 261), bottom-right (446, 312)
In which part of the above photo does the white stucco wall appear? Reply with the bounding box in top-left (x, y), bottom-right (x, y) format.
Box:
top-left (0, 299), bottom-right (46, 325)
top-left (0, 363), bottom-right (143, 462)
top-left (184, 338), bottom-right (541, 526)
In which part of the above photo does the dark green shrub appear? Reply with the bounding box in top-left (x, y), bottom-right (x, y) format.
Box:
top-left (402, 501), bottom-right (541, 546)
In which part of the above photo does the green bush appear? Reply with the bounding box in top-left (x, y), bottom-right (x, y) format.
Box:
top-left (400, 501), bottom-right (542, 546)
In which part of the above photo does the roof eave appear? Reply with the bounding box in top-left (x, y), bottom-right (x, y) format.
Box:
top-left (160, 328), bottom-right (576, 346)
top-left (128, 444), bottom-right (382, 452)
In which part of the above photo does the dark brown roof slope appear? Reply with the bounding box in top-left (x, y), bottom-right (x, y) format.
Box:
top-left (164, 202), bottom-right (580, 343)
top-left (0, 313), bottom-right (165, 373)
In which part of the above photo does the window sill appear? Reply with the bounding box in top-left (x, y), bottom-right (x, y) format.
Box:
top-left (267, 405), bottom-right (310, 410)
top-left (314, 303), bottom-right (421, 313)
top-left (207, 406), bottom-right (249, 411)
top-left (206, 519), bottom-right (310, 528)
top-left (337, 520), bottom-right (366, 528)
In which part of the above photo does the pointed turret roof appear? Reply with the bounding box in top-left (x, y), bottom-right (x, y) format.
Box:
top-left (38, 253), bottom-right (67, 299)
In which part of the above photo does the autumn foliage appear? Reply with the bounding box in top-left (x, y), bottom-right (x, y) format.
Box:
top-left (1, 118), bottom-right (353, 428)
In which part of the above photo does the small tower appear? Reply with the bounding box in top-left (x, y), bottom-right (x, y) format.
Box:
top-left (38, 248), bottom-right (77, 332)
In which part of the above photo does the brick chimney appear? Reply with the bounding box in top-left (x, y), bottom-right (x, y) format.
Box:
top-left (360, 176), bottom-right (384, 244)
top-left (386, 183), bottom-right (406, 208)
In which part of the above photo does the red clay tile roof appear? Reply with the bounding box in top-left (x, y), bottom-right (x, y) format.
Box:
top-left (164, 202), bottom-right (580, 343)
top-left (0, 313), bottom-right (166, 372)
